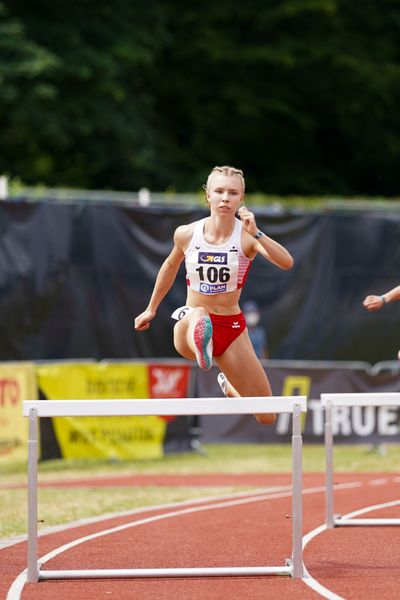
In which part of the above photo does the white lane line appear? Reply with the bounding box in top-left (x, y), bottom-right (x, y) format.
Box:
top-left (333, 482), bottom-right (363, 490)
top-left (5, 480), bottom-right (362, 600)
top-left (5, 480), bottom-right (359, 552)
top-left (6, 483), bottom-right (328, 600)
top-left (368, 478), bottom-right (388, 486)
top-left (1, 485), bottom-right (292, 550)
top-left (301, 498), bottom-right (400, 600)
top-left (302, 524), bottom-right (346, 600)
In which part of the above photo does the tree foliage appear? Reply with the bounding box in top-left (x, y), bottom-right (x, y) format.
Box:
top-left (1, 0), bottom-right (400, 195)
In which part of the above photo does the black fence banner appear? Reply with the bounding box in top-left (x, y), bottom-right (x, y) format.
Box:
top-left (1, 200), bottom-right (400, 364)
top-left (197, 364), bottom-right (400, 444)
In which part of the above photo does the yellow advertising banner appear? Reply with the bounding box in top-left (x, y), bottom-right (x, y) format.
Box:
top-left (0, 362), bottom-right (37, 462)
top-left (37, 362), bottom-right (167, 460)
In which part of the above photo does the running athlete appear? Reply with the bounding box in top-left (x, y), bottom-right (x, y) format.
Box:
top-left (134, 165), bottom-right (294, 423)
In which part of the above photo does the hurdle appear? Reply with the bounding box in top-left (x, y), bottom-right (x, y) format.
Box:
top-left (321, 392), bottom-right (400, 528)
top-left (23, 395), bottom-right (307, 583)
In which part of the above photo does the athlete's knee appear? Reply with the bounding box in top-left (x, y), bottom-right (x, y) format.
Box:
top-left (192, 307), bottom-right (208, 320)
top-left (254, 413), bottom-right (276, 425)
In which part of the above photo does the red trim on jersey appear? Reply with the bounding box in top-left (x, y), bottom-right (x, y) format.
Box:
top-left (237, 259), bottom-right (252, 289)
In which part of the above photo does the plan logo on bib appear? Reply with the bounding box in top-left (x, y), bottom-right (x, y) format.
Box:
top-left (200, 282), bottom-right (227, 294)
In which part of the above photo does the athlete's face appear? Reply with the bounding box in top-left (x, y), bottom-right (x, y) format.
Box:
top-left (206, 174), bottom-right (244, 215)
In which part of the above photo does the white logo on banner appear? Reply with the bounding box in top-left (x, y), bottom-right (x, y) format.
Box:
top-left (152, 368), bottom-right (184, 395)
top-left (276, 401), bottom-right (400, 436)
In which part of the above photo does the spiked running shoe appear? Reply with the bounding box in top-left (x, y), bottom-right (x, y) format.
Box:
top-left (217, 372), bottom-right (228, 396)
top-left (194, 315), bottom-right (213, 370)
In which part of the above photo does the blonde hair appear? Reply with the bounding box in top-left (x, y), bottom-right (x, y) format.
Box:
top-left (204, 165), bottom-right (245, 193)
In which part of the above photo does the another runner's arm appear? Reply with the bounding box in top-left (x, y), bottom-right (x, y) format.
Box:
top-left (134, 228), bottom-right (187, 331)
top-left (363, 284), bottom-right (400, 312)
top-left (382, 285), bottom-right (400, 303)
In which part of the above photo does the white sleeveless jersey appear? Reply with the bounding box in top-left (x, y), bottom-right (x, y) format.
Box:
top-left (185, 218), bottom-right (252, 295)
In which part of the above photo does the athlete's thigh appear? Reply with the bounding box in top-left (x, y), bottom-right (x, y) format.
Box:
top-left (215, 330), bottom-right (272, 397)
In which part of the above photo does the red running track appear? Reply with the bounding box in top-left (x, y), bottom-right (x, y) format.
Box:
top-left (1, 472), bottom-right (400, 600)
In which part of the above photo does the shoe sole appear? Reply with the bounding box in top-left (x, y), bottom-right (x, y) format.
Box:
top-left (194, 315), bottom-right (213, 370)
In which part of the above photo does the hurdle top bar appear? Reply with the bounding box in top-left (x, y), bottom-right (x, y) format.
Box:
top-left (23, 396), bottom-right (306, 418)
top-left (321, 392), bottom-right (400, 407)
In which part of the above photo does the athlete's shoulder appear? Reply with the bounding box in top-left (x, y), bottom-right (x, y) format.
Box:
top-left (174, 221), bottom-right (197, 251)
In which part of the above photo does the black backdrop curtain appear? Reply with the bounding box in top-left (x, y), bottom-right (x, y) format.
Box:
top-left (0, 199), bottom-right (399, 362)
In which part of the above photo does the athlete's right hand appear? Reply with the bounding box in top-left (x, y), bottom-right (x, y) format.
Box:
top-left (134, 309), bottom-right (156, 331)
top-left (238, 205), bottom-right (258, 237)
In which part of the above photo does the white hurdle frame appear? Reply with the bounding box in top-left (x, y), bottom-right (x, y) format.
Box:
top-left (23, 395), bottom-right (306, 582)
top-left (321, 392), bottom-right (400, 528)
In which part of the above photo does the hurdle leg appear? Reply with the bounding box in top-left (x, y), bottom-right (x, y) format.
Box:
top-left (325, 401), bottom-right (335, 528)
top-left (27, 407), bottom-right (39, 583)
top-left (291, 402), bottom-right (304, 578)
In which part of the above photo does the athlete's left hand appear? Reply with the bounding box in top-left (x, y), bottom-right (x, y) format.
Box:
top-left (238, 205), bottom-right (258, 237)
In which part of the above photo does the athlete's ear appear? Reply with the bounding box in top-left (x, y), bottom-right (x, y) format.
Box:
top-left (203, 184), bottom-right (211, 206)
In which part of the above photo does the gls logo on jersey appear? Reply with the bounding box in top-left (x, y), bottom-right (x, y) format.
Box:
top-left (198, 252), bottom-right (227, 264)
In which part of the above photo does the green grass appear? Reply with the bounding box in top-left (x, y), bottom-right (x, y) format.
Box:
top-left (3, 443), bottom-right (400, 481)
top-left (1, 443), bottom-right (399, 540)
top-left (0, 486), bottom-right (246, 539)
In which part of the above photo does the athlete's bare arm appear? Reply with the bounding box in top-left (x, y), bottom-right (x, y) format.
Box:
top-left (238, 206), bottom-right (293, 270)
top-left (363, 284), bottom-right (400, 312)
top-left (134, 226), bottom-right (191, 331)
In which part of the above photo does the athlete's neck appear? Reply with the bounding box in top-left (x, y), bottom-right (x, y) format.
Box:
top-left (203, 216), bottom-right (236, 245)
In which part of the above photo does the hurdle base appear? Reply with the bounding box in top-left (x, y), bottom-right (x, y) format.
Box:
top-left (27, 561), bottom-right (42, 584)
top-left (285, 557), bottom-right (305, 578)
top-left (37, 565), bottom-right (294, 580)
